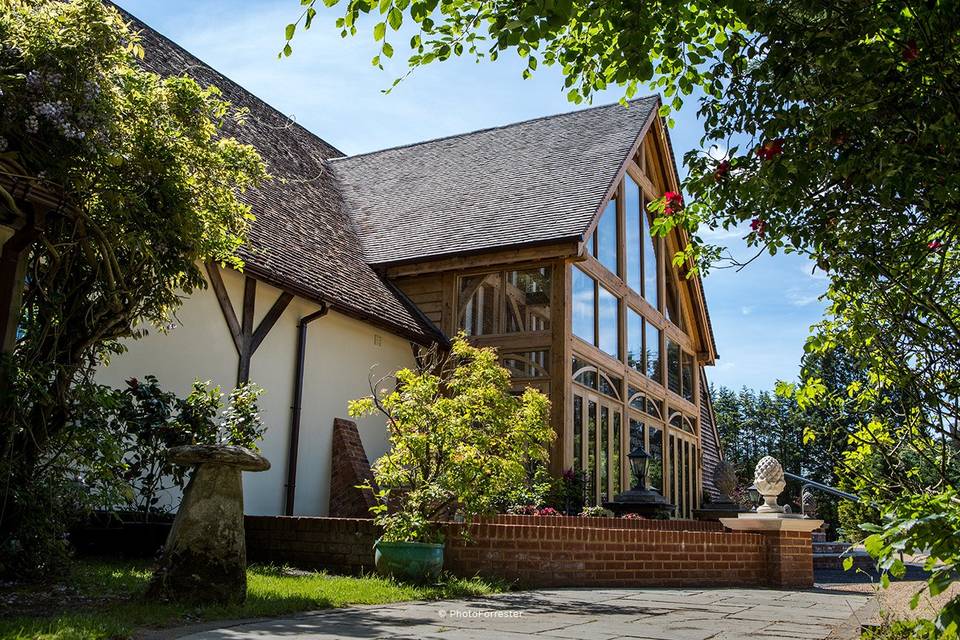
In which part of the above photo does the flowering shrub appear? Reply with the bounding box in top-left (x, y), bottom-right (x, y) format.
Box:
top-left (537, 507), bottom-right (560, 516)
top-left (580, 506), bottom-right (615, 518)
top-left (506, 504), bottom-right (539, 516)
top-left (621, 512), bottom-right (645, 520)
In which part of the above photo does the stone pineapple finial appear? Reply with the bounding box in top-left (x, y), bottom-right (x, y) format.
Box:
top-left (712, 460), bottom-right (738, 503)
top-left (754, 455), bottom-right (786, 513)
top-left (801, 489), bottom-right (818, 518)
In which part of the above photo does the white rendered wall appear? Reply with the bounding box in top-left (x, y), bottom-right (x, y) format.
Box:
top-left (96, 266), bottom-right (416, 516)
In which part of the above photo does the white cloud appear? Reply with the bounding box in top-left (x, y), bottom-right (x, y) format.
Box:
top-left (740, 306), bottom-right (754, 315)
top-left (786, 288), bottom-right (823, 307)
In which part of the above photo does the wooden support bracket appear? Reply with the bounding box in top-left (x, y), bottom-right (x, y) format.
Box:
top-left (205, 262), bottom-right (295, 387)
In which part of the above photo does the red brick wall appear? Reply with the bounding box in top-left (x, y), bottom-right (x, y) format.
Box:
top-left (487, 514), bottom-right (724, 531)
top-left (444, 521), bottom-right (766, 588)
top-left (246, 516), bottom-right (378, 575)
top-left (244, 515), bottom-right (812, 589)
top-left (327, 418), bottom-right (377, 518)
top-left (761, 529), bottom-right (815, 589)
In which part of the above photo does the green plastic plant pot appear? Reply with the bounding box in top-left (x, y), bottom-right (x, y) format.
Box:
top-left (374, 539), bottom-right (444, 582)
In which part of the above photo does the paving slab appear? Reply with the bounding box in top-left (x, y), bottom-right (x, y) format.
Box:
top-left (178, 586), bottom-right (874, 640)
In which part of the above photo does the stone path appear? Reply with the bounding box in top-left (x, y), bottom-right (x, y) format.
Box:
top-left (178, 586), bottom-right (874, 640)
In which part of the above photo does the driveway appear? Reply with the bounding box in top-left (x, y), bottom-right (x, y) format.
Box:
top-left (176, 586), bottom-right (874, 640)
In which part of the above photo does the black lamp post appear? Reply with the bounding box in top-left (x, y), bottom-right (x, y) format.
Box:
top-left (747, 484), bottom-right (761, 507)
top-left (628, 447), bottom-right (651, 491)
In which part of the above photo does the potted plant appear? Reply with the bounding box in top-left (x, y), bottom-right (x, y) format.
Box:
top-left (350, 335), bottom-right (553, 582)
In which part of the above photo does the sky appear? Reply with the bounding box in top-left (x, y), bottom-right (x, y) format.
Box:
top-left (114, 0), bottom-right (829, 391)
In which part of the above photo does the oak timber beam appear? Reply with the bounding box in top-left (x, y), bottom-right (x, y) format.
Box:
top-left (382, 241), bottom-right (579, 278)
top-left (204, 263), bottom-right (296, 387)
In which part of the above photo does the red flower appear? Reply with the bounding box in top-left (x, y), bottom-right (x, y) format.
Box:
top-left (928, 240), bottom-right (943, 251)
top-left (713, 160), bottom-right (731, 181)
top-left (663, 191), bottom-right (684, 215)
top-left (750, 217), bottom-right (767, 237)
top-left (903, 39), bottom-right (919, 62)
top-left (537, 507), bottom-right (560, 516)
top-left (756, 138), bottom-right (784, 161)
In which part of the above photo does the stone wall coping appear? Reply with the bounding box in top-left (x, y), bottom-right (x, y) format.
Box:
top-left (721, 516), bottom-right (824, 532)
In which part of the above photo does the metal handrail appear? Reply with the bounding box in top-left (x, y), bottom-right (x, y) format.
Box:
top-left (784, 471), bottom-right (860, 517)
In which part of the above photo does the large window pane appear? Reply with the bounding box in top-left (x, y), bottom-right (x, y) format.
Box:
top-left (572, 267), bottom-right (595, 345)
top-left (666, 275), bottom-right (684, 330)
top-left (629, 417), bottom-right (645, 488)
top-left (573, 395), bottom-right (583, 473)
top-left (646, 324), bottom-right (662, 383)
top-left (587, 400), bottom-right (597, 504)
top-left (597, 285), bottom-right (619, 359)
top-left (613, 412), bottom-right (622, 495)
top-left (625, 176), bottom-right (642, 293)
top-left (459, 273), bottom-right (500, 335)
top-left (681, 351), bottom-right (695, 402)
top-left (627, 308), bottom-right (643, 374)
top-left (505, 268), bottom-right (551, 332)
top-left (667, 338), bottom-right (681, 395)
top-left (595, 199), bottom-right (619, 276)
top-left (572, 355), bottom-right (598, 389)
top-left (502, 350), bottom-right (549, 378)
top-left (600, 406), bottom-right (609, 503)
top-left (648, 425), bottom-right (663, 493)
top-left (642, 209), bottom-right (658, 308)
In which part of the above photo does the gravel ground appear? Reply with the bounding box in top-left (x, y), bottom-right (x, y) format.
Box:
top-left (817, 559), bottom-right (956, 638)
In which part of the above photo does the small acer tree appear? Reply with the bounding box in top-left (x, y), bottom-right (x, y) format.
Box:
top-left (349, 336), bottom-right (553, 543)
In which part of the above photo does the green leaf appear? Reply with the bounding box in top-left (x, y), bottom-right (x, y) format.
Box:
top-left (382, 42), bottom-right (394, 58)
top-left (374, 22), bottom-right (386, 41)
top-left (282, 43), bottom-right (293, 57)
top-left (388, 7), bottom-right (403, 29)
top-left (285, 23), bottom-right (296, 41)
top-left (842, 556), bottom-right (854, 571)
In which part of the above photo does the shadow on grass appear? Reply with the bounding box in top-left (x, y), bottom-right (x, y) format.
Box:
top-left (0, 558), bottom-right (508, 640)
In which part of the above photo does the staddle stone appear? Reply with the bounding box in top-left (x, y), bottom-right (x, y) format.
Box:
top-left (147, 444), bottom-right (270, 605)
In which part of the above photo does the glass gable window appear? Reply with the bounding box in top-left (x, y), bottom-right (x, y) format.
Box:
top-left (647, 323), bottom-right (662, 383)
top-left (597, 284), bottom-right (620, 359)
top-left (666, 275), bottom-right (684, 330)
top-left (642, 207), bottom-right (658, 308)
top-left (594, 199), bottom-right (619, 276)
top-left (459, 273), bottom-right (500, 335)
top-left (505, 268), bottom-right (551, 332)
top-left (572, 267), bottom-right (596, 345)
top-left (681, 351), bottom-right (695, 402)
top-left (627, 308), bottom-right (643, 374)
top-left (667, 338), bottom-right (682, 396)
top-left (625, 176), bottom-right (642, 293)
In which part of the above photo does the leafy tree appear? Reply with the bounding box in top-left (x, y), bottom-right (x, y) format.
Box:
top-left (348, 336), bottom-right (553, 543)
top-left (0, 0), bottom-right (265, 576)
top-left (115, 376), bottom-right (266, 519)
top-left (289, 1), bottom-right (959, 631)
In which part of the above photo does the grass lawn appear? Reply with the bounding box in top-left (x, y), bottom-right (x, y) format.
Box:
top-left (0, 557), bottom-right (508, 640)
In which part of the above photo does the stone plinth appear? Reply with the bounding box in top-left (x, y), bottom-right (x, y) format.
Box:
top-left (721, 515), bottom-right (823, 589)
top-left (147, 445), bottom-right (269, 604)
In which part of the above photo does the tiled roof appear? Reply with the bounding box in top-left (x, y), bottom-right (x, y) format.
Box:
top-left (331, 98), bottom-right (660, 265)
top-left (123, 10), bottom-right (442, 344)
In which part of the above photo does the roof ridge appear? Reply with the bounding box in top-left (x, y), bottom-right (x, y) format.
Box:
top-left (330, 96), bottom-right (660, 162)
top-left (111, 2), bottom-right (346, 159)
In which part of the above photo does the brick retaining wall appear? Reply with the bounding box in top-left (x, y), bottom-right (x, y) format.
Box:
top-left (245, 514), bottom-right (813, 589)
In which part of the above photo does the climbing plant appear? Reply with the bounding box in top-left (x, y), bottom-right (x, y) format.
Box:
top-left (0, 0), bottom-right (265, 577)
